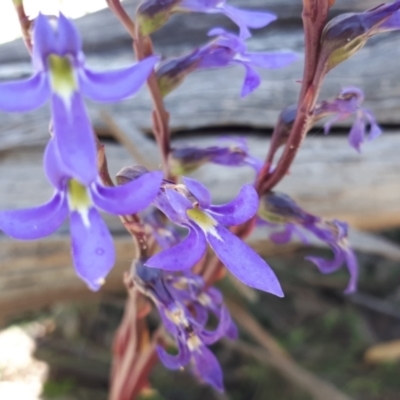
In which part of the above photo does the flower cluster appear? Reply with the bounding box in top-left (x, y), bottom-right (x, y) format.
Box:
top-left (134, 262), bottom-right (236, 391)
top-left (258, 192), bottom-right (358, 293)
top-left (0, 0), bottom-right (384, 395)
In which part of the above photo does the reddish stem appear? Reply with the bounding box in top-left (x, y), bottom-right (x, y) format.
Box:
top-left (13, 1), bottom-right (32, 53)
top-left (106, 0), bottom-right (172, 178)
top-left (257, 0), bottom-right (331, 194)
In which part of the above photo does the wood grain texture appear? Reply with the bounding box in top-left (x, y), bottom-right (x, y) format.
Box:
top-left (1, 130), bottom-right (400, 231)
top-left (0, 0), bottom-right (399, 149)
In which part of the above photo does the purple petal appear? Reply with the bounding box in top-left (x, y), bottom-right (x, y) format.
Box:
top-left (238, 62), bottom-right (261, 97)
top-left (208, 184), bottom-right (258, 226)
top-left (199, 305), bottom-right (232, 345)
top-left (0, 193), bottom-right (68, 239)
top-left (79, 56), bottom-right (158, 103)
top-left (70, 208), bottom-right (115, 291)
top-left (91, 171), bottom-right (163, 215)
top-left (166, 189), bottom-right (193, 215)
top-left (207, 225), bottom-right (283, 296)
top-left (226, 320), bottom-right (239, 340)
top-left (344, 248), bottom-right (358, 294)
top-left (223, 5), bottom-right (276, 39)
top-left (364, 110), bottom-right (382, 140)
top-left (51, 93), bottom-right (97, 185)
top-left (270, 225), bottom-right (293, 244)
top-left (305, 245), bottom-right (345, 274)
top-left (348, 114), bottom-right (365, 152)
top-left (192, 346), bottom-right (224, 392)
top-left (323, 115), bottom-right (344, 135)
top-left (57, 13), bottom-right (82, 55)
top-left (146, 225), bottom-right (207, 271)
top-left (32, 14), bottom-right (57, 65)
top-left (192, 303), bottom-right (209, 327)
top-left (182, 177), bottom-right (211, 208)
top-left (0, 73), bottom-right (49, 112)
top-left (43, 139), bottom-right (69, 190)
top-left (246, 52), bottom-right (298, 69)
top-left (369, 122), bottom-right (382, 140)
top-left (158, 305), bottom-right (180, 336)
top-left (157, 341), bottom-right (190, 370)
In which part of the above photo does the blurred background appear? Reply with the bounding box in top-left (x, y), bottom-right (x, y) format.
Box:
top-left (1, 0), bottom-right (400, 399)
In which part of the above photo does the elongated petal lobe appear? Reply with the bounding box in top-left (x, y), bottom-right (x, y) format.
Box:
top-left (193, 346), bottom-right (224, 392)
top-left (0, 193), bottom-right (68, 239)
top-left (32, 13), bottom-right (58, 64)
top-left (166, 188), bottom-right (193, 215)
top-left (70, 208), bottom-right (115, 291)
top-left (157, 341), bottom-right (190, 370)
top-left (51, 93), bottom-right (97, 185)
top-left (92, 171), bottom-right (163, 215)
top-left (183, 177), bottom-right (211, 208)
top-left (79, 56), bottom-right (159, 102)
top-left (223, 5), bottom-right (276, 39)
top-left (208, 184), bottom-right (258, 226)
top-left (247, 52), bottom-right (298, 69)
top-left (57, 13), bottom-right (82, 55)
top-left (146, 225), bottom-right (206, 270)
top-left (240, 63), bottom-right (261, 97)
top-left (0, 73), bottom-right (49, 112)
top-left (207, 225), bottom-right (283, 296)
top-left (44, 139), bottom-right (69, 190)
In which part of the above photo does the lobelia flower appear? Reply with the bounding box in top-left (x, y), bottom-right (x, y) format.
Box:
top-left (137, 0), bottom-right (276, 38)
top-left (314, 87), bottom-right (381, 152)
top-left (134, 262), bottom-right (236, 391)
top-left (146, 177), bottom-right (284, 297)
top-left (258, 191), bottom-right (358, 293)
top-left (157, 28), bottom-right (298, 97)
top-left (169, 137), bottom-right (262, 175)
top-left (0, 140), bottom-right (163, 290)
top-left (0, 13), bottom-right (158, 185)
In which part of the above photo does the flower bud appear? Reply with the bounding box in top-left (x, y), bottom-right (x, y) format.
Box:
top-left (156, 52), bottom-right (202, 96)
top-left (258, 191), bottom-right (316, 225)
top-left (136, 0), bottom-right (180, 36)
top-left (320, 3), bottom-right (400, 72)
top-left (320, 13), bottom-right (369, 72)
top-left (169, 147), bottom-right (211, 175)
top-left (116, 165), bottom-right (150, 185)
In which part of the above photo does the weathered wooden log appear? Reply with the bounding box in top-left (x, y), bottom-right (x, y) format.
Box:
top-left (0, 0), bottom-right (399, 151)
top-left (1, 131), bottom-right (400, 231)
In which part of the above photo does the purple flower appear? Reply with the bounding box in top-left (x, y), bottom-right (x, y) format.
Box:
top-left (0, 140), bottom-right (163, 290)
top-left (157, 28), bottom-right (298, 97)
top-left (146, 177), bottom-right (283, 297)
top-left (133, 264), bottom-right (236, 391)
top-left (258, 192), bottom-right (358, 293)
top-left (315, 87), bottom-right (382, 152)
top-left (0, 13), bottom-right (158, 185)
top-left (137, 0), bottom-right (276, 38)
top-left (170, 137), bottom-right (262, 175)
